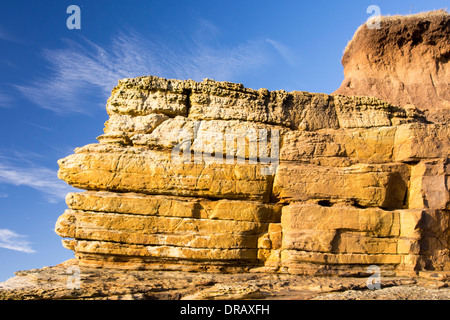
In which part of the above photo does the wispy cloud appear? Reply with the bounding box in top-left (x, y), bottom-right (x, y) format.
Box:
top-left (0, 153), bottom-right (76, 203)
top-left (266, 38), bottom-right (299, 67)
top-left (16, 23), bottom-right (272, 114)
top-left (0, 89), bottom-right (15, 108)
top-left (0, 26), bottom-right (21, 44)
top-left (0, 229), bottom-right (35, 253)
top-left (22, 120), bottom-right (53, 131)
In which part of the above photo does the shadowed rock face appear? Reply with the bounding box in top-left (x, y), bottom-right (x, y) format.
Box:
top-left (334, 10), bottom-right (450, 123)
top-left (53, 74), bottom-right (450, 276)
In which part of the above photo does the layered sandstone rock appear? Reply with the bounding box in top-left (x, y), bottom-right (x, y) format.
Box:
top-left (54, 74), bottom-right (449, 276)
top-left (334, 10), bottom-right (450, 123)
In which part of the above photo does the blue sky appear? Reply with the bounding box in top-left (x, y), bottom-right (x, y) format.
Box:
top-left (0, 0), bottom-right (448, 282)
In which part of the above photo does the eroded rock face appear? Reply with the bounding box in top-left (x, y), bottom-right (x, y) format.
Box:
top-left (54, 74), bottom-right (450, 275)
top-left (333, 10), bottom-right (450, 123)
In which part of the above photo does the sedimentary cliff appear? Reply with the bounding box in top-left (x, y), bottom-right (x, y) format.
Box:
top-left (1, 10), bottom-right (449, 300)
top-left (54, 75), bottom-right (450, 276)
top-left (334, 10), bottom-right (450, 123)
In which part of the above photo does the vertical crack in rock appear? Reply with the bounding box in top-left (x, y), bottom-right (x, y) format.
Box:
top-left (184, 88), bottom-right (192, 117)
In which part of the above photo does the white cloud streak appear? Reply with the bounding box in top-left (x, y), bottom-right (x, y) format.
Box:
top-left (16, 25), bottom-right (272, 114)
top-left (0, 155), bottom-right (76, 203)
top-left (0, 26), bottom-right (21, 44)
top-left (266, 38), bottom-right (299, 67)
top-left (0, 90), bottom-right (15, 108)
top-left (0, 229), bottom-right (35, 253)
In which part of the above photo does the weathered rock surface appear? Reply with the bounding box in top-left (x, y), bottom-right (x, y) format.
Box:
top-left (273, 163), bottom-right (409, 208)
top-left (334, 10), bottom-right (450, 123)
top-left (1, 259), bottom-right (449, 300)
top-left (51, 73), bottom-right (449, 275)
top-left (58, 144), bottom-right (274, 202)
top-left (1, 10), bottom-right (449, 300)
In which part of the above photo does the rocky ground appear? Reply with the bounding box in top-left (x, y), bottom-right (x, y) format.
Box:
top-left (0, 259), bottom-right (449, 300)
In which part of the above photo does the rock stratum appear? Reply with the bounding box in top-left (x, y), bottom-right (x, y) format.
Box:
top-left (1, 10), bottom-right (449, 300)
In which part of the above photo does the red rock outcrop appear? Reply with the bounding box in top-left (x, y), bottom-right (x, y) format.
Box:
top-left (334, 10), bottom-right (450, 122)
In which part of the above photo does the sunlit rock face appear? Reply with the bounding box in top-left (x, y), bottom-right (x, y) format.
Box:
top-left (55, 73), bottom-right (449, 276)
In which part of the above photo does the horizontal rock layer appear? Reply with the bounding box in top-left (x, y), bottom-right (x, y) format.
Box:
top-left (273, 162), bottom-right (409, 208)
top-left (106, 76), bottom-right (422, 130)
top-left (58, 144), bottom-right (274, 202)
top-left (65, 191), bottom-right (282, 222)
